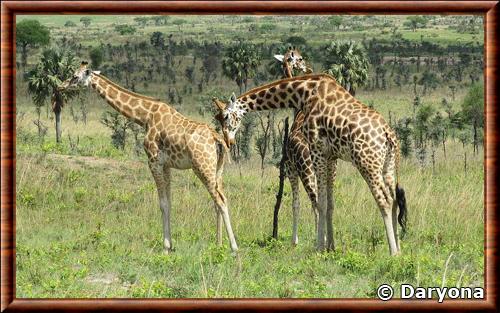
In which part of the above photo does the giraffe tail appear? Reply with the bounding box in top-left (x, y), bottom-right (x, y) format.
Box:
top-left (396, 184), bottom-right (407, 237)
top-left (387, 130), bottom-right (407, 237)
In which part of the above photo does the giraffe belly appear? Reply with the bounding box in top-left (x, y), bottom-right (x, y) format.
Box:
top-left (158, 149), bottom-right (192, 170)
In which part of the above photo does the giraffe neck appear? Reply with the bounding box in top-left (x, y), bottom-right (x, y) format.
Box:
top-left (236, 74), bottom-right (326, 113)
top-left (89, 74), bottom-right (160, 126)
top-left (283, 61), bottom-right (293, 78)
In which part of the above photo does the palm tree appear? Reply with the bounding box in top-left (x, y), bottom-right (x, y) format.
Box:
top-left (26, 49), bottom-right (80, 143)
top-left (222, 41), bottom-right (261, 94)
top-left (323, 40), bottom-right (369, 96)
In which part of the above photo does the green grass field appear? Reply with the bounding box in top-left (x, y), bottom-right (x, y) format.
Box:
top-left (15, 14), bottom-right (484, 298)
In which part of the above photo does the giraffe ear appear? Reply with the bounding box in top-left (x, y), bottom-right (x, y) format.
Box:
top-left (93, 71), bottom-right (101, 75)
top-left (230, 93), bottom-right (237, 103)
top-left (274, 54), bottom-right (284, 62)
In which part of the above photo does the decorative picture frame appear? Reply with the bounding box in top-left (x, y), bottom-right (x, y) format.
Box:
top-left (1, 1), bottom-right (498, 311)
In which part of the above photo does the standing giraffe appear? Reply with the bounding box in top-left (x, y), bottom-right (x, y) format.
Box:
top-left (214, 74), bottom-right (407, 255)
top-left (59, 62), bottom-right (239, 253)
top-left (272, 47), bottom-right (328, 246)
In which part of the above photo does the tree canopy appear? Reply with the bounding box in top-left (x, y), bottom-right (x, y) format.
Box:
top-left (16, 19), bottom-right (50, 67)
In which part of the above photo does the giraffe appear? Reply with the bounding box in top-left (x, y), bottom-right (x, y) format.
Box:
top-left (59, 61), bottom-right (239, 253)
top-left (214, 73), bottom-right (408, 256)
top-left (272, 46), bottom-right (328, 246)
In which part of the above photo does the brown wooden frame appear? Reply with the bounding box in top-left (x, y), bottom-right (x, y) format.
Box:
top-left (1, 1), bottom-right (498, 312)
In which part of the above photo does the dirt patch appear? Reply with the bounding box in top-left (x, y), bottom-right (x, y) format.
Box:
top-left (45, 153), bottom-right (145, 171)
top-left (85, 273), bottom-right (120, 285)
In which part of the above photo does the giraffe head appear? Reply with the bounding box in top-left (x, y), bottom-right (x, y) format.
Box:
top-left (58, 61), bottom-right (100, 90)
top-left (212, 93), bottom-right (245, 146)
top-left (274, 46), bottom-right (312, 74)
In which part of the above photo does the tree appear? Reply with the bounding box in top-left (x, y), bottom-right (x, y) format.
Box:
top-left (393, 117), bottom-right (413, 158)
top-left (80, 17), bottom-right (92, 28)
top-left (285, 36), bottom-right (307, 47)
top-left (89, 46), bottom-right (104, 68)
top-left (134, 17), bottom-right (149, 27)
top-left (100, 110), bottom-right (134, 150)
top-left (323, 40), bottom-right (369, 95)
top-left (64, 21), bottom-right (77, 27)
top-left (16, 19), bottom-right (50, 68)
top-left (26, 49), bottom-right (80, 143)
top-left (413, 104), bottom-right (435, 167)
top-left (150, 31), bottom-right (165, 50)
top-left (418, 70), bottom-right (440, 95)
top-left (328, 16), bottom-right (343, 30)
top-left (403, 16), bottom-right (427, 32)
top-left (222, 41), bottom-right (261, 94)
top-left (115, 25), bottom-right (136, 35)
top-left (172, 19), bottom-right (187, 31)
top-left (152, 16), bottom-right (169, 26)
top-left (461, 83), bottom-right (484, 155)
top-left (255, 113), bottom-right (272, 177)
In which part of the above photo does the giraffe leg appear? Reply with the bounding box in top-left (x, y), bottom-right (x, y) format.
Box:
top-left (326, 160), bottom-right (337, 252)
top-left (216, 205), bottom-right (223, 246)
top-left (383, 152), bottom-right (400, 253)
top-left (316, 174), bottom-right (327, 251)
top-left (193, 167), bottom-right (238, 252)
top-left (362, 169), bottom-right (399, 256)
top-left (289, 172), bottom-right (300, 246)
top-left (148, 160), bottom-right (172, 253)
top-left (216, 175), bottom-right (224, 246)
top-left (296, 150), bottom-right (319, 237)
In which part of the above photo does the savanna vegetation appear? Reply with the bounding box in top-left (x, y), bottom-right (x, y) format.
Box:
top-left (15, 15), bottom-right (484, 298)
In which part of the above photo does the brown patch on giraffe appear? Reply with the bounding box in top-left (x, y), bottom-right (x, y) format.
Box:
top-left (107, 87), bottom-right (118, 99)
top-left (307, 82), bottom-right (316, 90)
top-left (360, 117), bottom-right (370, 125)
top-left (279, 82), bottom-right (288, 90)
top-left (129, 98), bottom-right (140, 108)
top-left (119, 93), bottom-right (130, 103)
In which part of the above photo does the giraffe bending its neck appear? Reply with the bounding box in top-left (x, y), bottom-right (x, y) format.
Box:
top-left (217, 74), bottom-right (408, 255)
top-left (272, 49), bottom-right (326, 246)
top-left (59, 62), bottom-right (239, 253)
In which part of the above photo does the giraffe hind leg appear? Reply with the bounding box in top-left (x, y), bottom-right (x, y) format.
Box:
top-left (383, 150), bottom-right (401, 253)
top-left (193, 166), bottom-right (238, 252)
top-left (289, 172), bottom-right (300, 246)
top-left (362, 168), bottom-right (399, 256)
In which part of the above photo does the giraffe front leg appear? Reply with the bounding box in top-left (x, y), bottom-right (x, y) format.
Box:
top-left (326, 160), bottom-right (337, 252)
top-left (289, 173), bottom-right (300, 246)
top-left (316, 177), bottom-right (327, 251)
top-left (148, 160), bottom-right (172, 254)
top-left (216, 207), bottom-right (223, 246)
